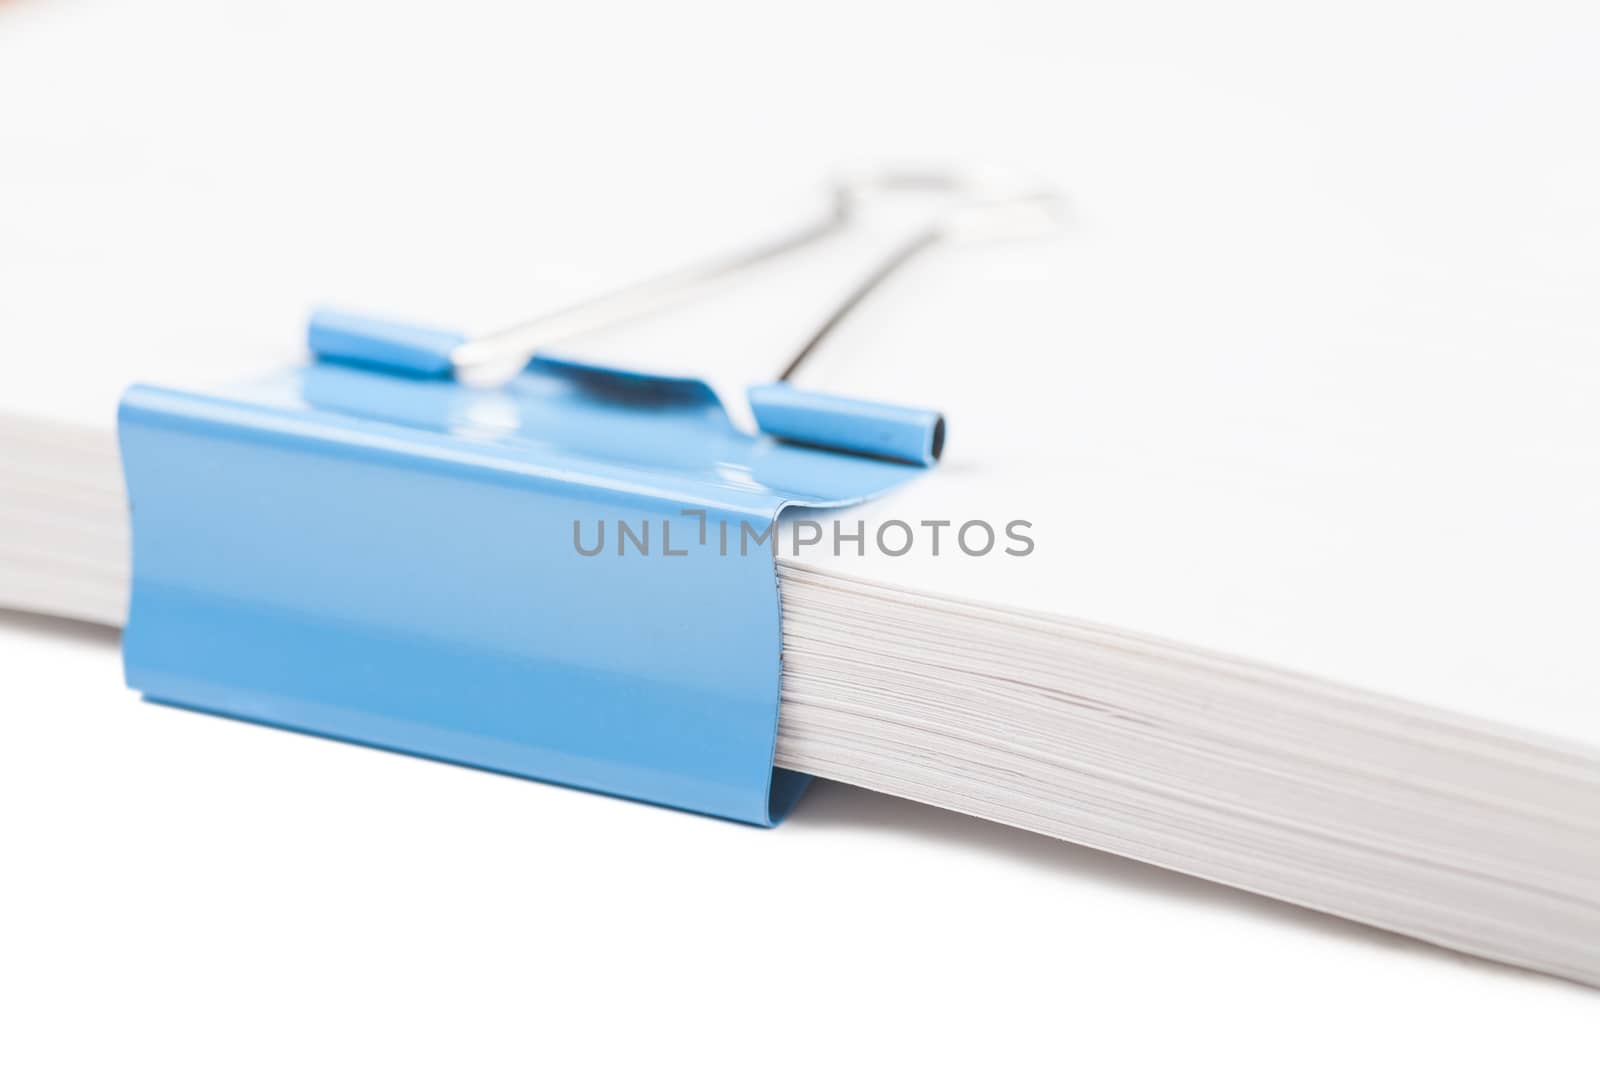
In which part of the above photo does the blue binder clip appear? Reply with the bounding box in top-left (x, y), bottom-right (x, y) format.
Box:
top-left (118, 174), bottom-right (1059, 825)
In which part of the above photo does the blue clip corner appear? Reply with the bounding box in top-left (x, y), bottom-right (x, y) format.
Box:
top-left (118, 339), bottom-right (938, 825)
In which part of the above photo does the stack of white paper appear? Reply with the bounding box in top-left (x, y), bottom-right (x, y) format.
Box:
top-left (0, 416), bottom-right (127, 627)
top-left (776, 563), bottom-right (1600, 984)
top-left (3, 412), bottom-right (1597, 983)
top-left (5, 0), bottom-right (1599, 986)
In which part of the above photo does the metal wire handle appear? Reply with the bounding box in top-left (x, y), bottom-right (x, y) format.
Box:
top-left (453, 171), bottom-right (1064, 388)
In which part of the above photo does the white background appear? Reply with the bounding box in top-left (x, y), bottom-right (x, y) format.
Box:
top-left (3, 0), bottom-right (1599, 1061)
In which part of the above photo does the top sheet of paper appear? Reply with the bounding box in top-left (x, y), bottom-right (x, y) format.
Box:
top-left (5, 0), bottom-right (1599, 748)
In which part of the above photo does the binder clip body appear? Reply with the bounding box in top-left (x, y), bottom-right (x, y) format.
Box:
top-left (119, 325), bottom-right (939, 825)
top-left (118, 173), bottom-right (1054, 824)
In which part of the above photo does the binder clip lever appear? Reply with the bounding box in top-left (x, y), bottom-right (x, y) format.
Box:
top-left (309, 171), bottom-right (1062, 466)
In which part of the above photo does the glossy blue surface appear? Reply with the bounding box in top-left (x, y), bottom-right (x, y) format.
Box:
top-left (749, 382), bottom-right (945, 466)
top-left (307, 306), bottom-right (462, 377)
top-left (302, 309), bottom-right (947, 465)
top-left (119, 358), bottom-right (931, 824)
